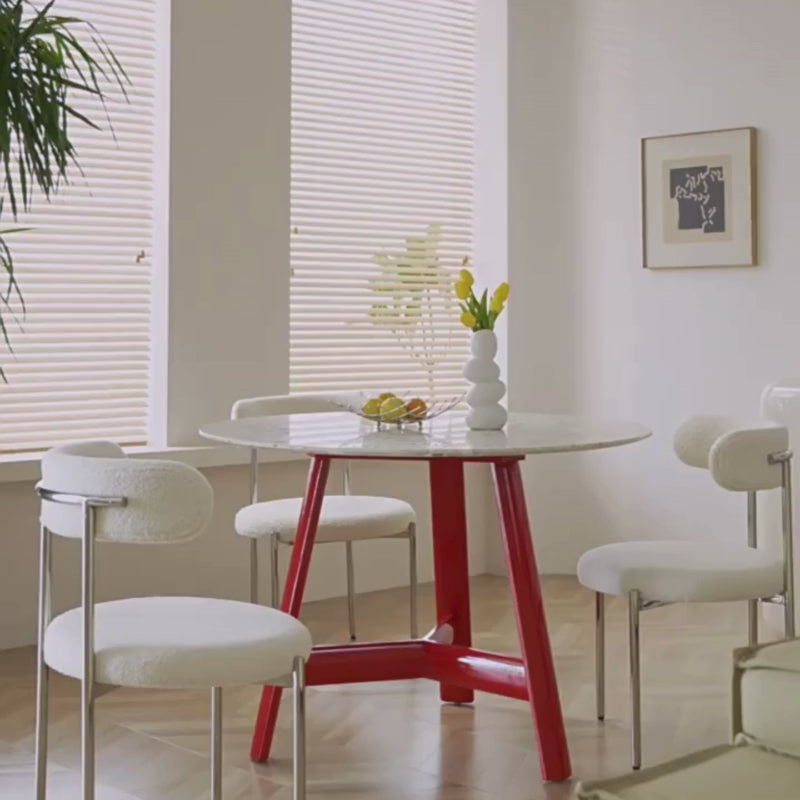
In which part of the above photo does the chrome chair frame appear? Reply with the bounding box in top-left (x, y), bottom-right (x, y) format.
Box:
top-left (34, 485), bottom-right (307, 800)
top-left (248, 453), bottom-right (419, 640)
top-left (594, 449), bottom-right (796, 771)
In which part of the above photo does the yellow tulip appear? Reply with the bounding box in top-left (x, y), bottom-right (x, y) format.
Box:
top-left (494, 282), bottom-right (510, 302)
top-left (460, 310), bottom-right (477, 329)
top-left (454, 280), bottom-right (471, 300)
top-left (490, 296), bottom-right (504, 314)
top-left (459, 268), bottom-right (474, 287)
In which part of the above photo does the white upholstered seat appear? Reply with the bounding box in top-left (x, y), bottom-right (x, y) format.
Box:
top-left (231, 393), bottom-right (419, 641)
top-left (44, 597), bottom-right (312, 689)
top-left (235, 495), bottom-right (415, 543)
top-left (577, 541), bottom-right (784, 603)
top-left (35, 441), bottom-right (311, 800)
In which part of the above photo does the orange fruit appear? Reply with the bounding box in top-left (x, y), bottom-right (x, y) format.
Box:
top-left (405, 398), bottom-right (427, 419)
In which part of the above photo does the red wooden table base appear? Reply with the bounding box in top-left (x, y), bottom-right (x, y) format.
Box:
top-left (303, 638), bottom-right (529, 700)
top-left (249, 455), bottom-right (572, 783)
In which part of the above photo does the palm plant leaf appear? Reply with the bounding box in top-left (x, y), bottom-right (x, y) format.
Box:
top-left (0, 0), bottom-right (128, 380)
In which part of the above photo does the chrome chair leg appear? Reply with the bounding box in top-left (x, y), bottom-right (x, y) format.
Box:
top-left (81, 672), bottom-right (96, 799)
top-left (781, 457), bottom-right (796, 638)
top-left (746, 491), bottom-right (759, 645)
top-left (595, 592), bottom-right (605, 721)
top-left (748, 599), bottom-right (759, 646)
top-left (270, 536), bottom-right (281, 609)
top-left (211, 687), bottom-right (222, 800)
top-left (293, 656), bottom-right (307, 800)
top-left (346, 541), bottom-right (356, 641)
top-left (35, 524), bottom-right (52, 800)
top-left (250, 539), bottom-right (259, 605)
top-left (81, 502), bottom-right (96, 800)
top-left (249, 447), bottom-right (260, 606)
top-left (786, 591), bottom-right (796, 640)
top-left (629, 589), bottom-right (642, 770)
top-left (35, 664), bottom-right (49, 800)
top-left (409, 524), bottom-right (418, 639)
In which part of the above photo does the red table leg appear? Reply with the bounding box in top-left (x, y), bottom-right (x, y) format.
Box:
top-left (429, 459), bottom-right (474, 704)
top-left (250, 455), bottom-right (330, 762)
top-left (492, 459), bottom-right (571, 782)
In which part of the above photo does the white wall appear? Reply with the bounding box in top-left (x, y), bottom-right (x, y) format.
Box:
top-left (165, 0), bottom-right (291, 447)
top-left (0, 458), bottom-right (490, 649)
top-left (0, 0), bottom-right (492, 651)
top-left (502, 0), bottom-right (800, 572)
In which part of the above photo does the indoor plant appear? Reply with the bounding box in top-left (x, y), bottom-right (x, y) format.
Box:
top-left (0, 0), bottom-right (126, 380)
top-left (362, 223), bottom-right (463, 400)
top-left (455, 270), bottom-right (510, 430)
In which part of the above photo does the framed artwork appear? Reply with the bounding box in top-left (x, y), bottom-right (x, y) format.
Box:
top-left (641, 127), bottom-right (756, 269)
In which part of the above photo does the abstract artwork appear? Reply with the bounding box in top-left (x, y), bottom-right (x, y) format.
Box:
top-left (642, 128), bottom-right (756, 268)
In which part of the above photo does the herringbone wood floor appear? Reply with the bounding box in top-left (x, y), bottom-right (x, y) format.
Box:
top-left (0, 576), bottom-right (753, 799)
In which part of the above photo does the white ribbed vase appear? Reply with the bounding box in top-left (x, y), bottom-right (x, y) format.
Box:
top-left (463, 330), bottom-right (507, 430)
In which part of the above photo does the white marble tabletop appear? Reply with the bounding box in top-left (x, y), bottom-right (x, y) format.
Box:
top-left (199, 411), bottom-right (651, 459)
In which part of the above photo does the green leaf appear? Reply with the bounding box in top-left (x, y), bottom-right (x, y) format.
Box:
top-left (478, 288), bottom-right (488, 329)
top-left (0, 0), bottom-right (129, 378)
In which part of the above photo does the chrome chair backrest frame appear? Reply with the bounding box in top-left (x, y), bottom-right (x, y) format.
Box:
top-left (591, 416), bottom-right (797, 771)
top-left (35, 486), bottom-right (128, 800)
top-left (233, 394), bottom-right (346, 605)
top-left (674, 415), bottom-right (795, 640)
top-left (231, 392), bottom-right (418, 640)
top-left (36, 442), bottom-right (216, 798)
top-left (32, 444), bottom-right (309, 800)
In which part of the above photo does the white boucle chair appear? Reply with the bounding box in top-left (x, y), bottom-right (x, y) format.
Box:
top-left (577, 415), bottom-right (796, 770)
top-left (34, 442), bottom-right (312, 800)
top-left (233, 393), bottom-right (418, 639)
top-left (576, 637), bottom-right (800, 800)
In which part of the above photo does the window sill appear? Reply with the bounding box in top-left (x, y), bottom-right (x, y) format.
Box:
top-left (0, 444), bottom-right (304, 485)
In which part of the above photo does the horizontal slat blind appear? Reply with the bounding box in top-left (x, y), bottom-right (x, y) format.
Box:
top-left (0, 0), bottom-right (157, 453)
top-left (290, 0), bottom-right (476, 400)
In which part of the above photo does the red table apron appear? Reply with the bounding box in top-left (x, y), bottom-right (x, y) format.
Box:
top-left (199, 411), bottom-right (651, 783)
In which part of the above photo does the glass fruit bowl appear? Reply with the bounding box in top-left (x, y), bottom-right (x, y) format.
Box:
top-left (334, 392), bottom-right (464, 429)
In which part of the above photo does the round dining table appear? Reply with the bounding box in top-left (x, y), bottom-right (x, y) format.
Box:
top-left (199, 410), bottom-right (651, 782)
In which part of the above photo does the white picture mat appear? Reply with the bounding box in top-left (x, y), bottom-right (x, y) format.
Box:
top-left (643, 128), bottom-right (754, 268)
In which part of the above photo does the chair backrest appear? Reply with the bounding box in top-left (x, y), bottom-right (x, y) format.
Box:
top-left (232, 393), bottom-right (359, 498)
top-left (231, 392), bottom-right (360, 419)
top-left (232, 392), bottom-right (344, 420)
top-left (674, 415), bottom-right (795, 633)
top-left (674, 414), bottom-right (789, 492)
top-left (39, 441), bottom-right (214, 543)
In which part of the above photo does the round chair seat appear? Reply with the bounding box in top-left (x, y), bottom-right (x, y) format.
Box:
top-left (577, 541), bottom-right (784, 603)
top-left (235, 495), bottom-right (415, 543)
top-left (44, 596), bottom-right (312, 689)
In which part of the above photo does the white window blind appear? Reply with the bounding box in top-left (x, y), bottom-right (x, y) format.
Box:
top-left (290, 0), bottom-right (476, 399)
top-left (0, 0), bottom-right (157, 453)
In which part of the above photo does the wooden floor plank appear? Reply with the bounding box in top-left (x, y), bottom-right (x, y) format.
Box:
top-left (0, 576), bottom-right (755, 799)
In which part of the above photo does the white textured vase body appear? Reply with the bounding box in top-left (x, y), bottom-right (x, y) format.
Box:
top-left (464, 330), bottom-right (507, 430)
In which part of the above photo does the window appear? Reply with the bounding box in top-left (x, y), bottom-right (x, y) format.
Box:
top-left (0, 0), bottom-right (159, 453)
top-left (289, 0), bottom-right (476, 399)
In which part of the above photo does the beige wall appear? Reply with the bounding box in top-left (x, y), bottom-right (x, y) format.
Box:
top-left (503, 0), bottom-right (800, 572)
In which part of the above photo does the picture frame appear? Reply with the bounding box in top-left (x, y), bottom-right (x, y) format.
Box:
top-left (641, 127), bottom-right (756, 269)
